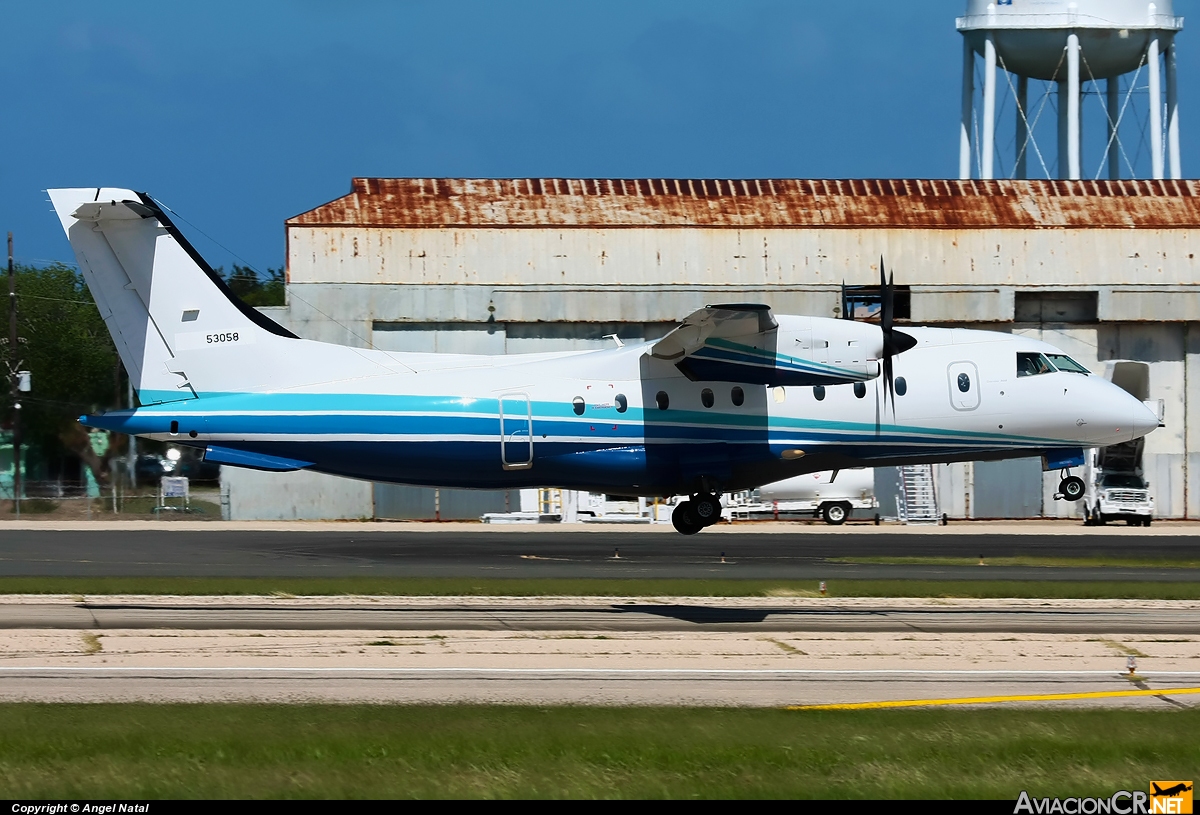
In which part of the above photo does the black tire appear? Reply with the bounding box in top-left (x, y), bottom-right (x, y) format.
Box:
top-left (1144, 517), bottom-right (1153, 527)
top-left (1125, 518), bottom-right (1138, 526)
top-left (1059, 476), bottom-right (1085, 501)
top-left (671, 501), bottom-right (703, 535)
top-left (1094, 510), bottom-right (1107, 526)
top-left (821, 502), bottom-right (849, 525)
top-left (691, 494), bottom-right (721, 527)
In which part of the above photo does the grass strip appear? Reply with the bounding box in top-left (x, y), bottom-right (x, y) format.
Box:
top-left (0, 704), bottom-right (1195, 799)
top-left (1, 576), bottom-right (1199, 599)
top-left (832, 556), bottom-right (1200, 569)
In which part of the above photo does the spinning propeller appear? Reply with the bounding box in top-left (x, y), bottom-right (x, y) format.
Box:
top-left (878, 256), bottom-right (917, 411)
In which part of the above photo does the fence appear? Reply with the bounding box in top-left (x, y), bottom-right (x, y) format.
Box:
top-left (0, 478), bottom-right (228, 520)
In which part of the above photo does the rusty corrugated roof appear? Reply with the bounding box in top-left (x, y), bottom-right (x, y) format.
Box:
top-left (286, 178), bottom-right (1200, 229)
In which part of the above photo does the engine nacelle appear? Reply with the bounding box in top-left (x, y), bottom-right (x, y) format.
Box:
top-left (658, 305), bottom-right (887, 387)
top-left (772, 316), bottom-right (883, 386)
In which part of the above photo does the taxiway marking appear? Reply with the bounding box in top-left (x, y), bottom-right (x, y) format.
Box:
top-left (788, 686), bottom-right (1200, 710)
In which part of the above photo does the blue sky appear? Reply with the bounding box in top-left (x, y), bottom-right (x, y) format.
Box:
top-left (4, 1), bottom-right (1196, 272)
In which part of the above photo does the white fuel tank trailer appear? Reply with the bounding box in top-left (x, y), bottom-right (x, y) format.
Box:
top-left (757, 469), bottom-right (878, 525)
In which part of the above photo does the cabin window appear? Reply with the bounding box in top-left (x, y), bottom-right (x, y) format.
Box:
top-left (812, 385), bottom-right (825, 401)
top-left (895, 377), bottom-right (907, 396)
top-left (701, 388), bottom-right (715, 408)
top-left (656, 391), bottom-right (669, 410)
top-left (731, 386), bottom-right (744, 406)
top-left (170, 421), bottom-right (179, 435)
top-left (773, 387), bottom-right (786, 403)
top-left (572, 396), bottom-right (585, 415)
top-left (958, 373), bottom-right (971, 393)
top-left (853, 382), bottom-right (866, 399)
top-left (1016, 352), bottom-right (1054, 377)
top-left (615, 393), bottom-right (628, 413)
top-left (1046, 354), bottom-right (1090, 374)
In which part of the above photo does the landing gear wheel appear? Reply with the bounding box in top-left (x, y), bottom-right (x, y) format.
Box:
top-left (691, 494), bottom-right (722, 527)
top-left (1059, 476), bottom-right (1085, 501)
top-left (671, 501), bottom-right (703, 535)
top-left (821, 502), bottom-right (849, 525)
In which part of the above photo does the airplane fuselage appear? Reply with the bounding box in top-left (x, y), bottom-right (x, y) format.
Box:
top-left (90, 324), bottom-right (1155, 497)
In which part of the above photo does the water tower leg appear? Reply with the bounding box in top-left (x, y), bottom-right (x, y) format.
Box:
top-left (1106, 78), bottom-right (1120, 180)
top-left (981, 33), bottom-right (997, 179)
top-left (1057, 80), bottom-right (1069, 179)
top-left (960, 39), bottom-right (974, 180)
top-left (1015, 75), bottom-right (1029, 180)
top-left (1148, 35), bottom-right (1164, 179)
top-left (1067, 32), bottom-right (1081, 180)
top-left (1166, 40), bottom-right (1181, 180)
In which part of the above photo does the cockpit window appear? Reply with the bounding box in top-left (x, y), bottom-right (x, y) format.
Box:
top-left (1046, 354), bottom-right (1089, 374)
top-left (1016, 352), bottom-right (1054, 377)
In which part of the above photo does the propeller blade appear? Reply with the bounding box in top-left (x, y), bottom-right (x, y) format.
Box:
top-left (880, 257), bottom-right (896, 413)
top-left (883, 354), bottom-right (895, 414)
top-left (880, 257), bottom-right (892, 336)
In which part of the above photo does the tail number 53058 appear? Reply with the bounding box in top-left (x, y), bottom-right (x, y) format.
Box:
top-left (207, 332), bottom-right (239, 344)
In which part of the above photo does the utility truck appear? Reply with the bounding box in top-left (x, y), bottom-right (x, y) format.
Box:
top-left (1083, 361), bottom-right (1162, 527)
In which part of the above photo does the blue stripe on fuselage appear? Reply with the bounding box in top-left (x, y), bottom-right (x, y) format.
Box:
top-left (81, 390), bottom-right (1073, 492)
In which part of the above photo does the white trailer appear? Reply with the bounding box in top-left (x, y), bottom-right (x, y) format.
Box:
top-left (731, 469), bottom-right (877, 525)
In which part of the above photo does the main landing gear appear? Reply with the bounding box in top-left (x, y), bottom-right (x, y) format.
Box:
top-left (672, 493), bottom-right (723, 535)
top-left (1055, 469), bottom-right (1085, 502)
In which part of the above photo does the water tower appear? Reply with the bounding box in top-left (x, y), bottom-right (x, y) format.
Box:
top-left (958, 0), bottom-right (1183, 180)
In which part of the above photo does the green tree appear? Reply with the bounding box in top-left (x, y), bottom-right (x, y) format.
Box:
top-left (0, 263), bottom-right (123, 482)
top-left (218, 265), bottom-right (285, 307)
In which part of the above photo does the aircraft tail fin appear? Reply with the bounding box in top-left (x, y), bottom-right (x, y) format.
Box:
top-left (48, 188), bottom-right (297, 404)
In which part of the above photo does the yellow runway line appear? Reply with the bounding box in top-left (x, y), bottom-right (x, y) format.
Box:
top-left (787, 686), bottom-right (1200, 711)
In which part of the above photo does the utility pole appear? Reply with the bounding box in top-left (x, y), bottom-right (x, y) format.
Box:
top-left (7, 232), bottom-right (20, 518)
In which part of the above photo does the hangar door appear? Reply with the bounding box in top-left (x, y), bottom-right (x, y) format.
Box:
top-left (373, 485), bottom-right (519, 521)
top-left (973, 457), bottom-right (1043, 518)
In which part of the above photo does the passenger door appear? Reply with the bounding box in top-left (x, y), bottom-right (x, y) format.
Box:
top-left (499, 393), bottom-right (534, 470)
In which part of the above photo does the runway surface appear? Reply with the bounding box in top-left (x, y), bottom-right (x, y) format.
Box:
top-left (0, 597), bottom-right (1196, 707)
top-left (1, 526), bottom-right (1199, 580)
top-left (2, 525), bottom-right (1197, 707)
top-left (0, 668), bottom-right (1195, 708)
top-left (2, 599), bottom-right (1197, 633)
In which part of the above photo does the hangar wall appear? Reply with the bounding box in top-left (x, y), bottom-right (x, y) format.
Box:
top-left (227, 177), bottom-right (1200, 521)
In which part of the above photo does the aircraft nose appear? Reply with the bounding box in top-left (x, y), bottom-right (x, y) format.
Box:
top-left (1130, 397), bottom-right (1161, 441)
top-left (1076, 378), bottom-right (1160, 446)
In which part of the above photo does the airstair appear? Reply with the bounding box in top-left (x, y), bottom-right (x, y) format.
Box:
top-left (539, 488), bottom-right (562, 516)
top-left (898, 464), bottom-right (941, 525)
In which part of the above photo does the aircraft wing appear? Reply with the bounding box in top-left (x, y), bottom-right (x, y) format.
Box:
top-left (650, 304), bottom-right (777, 361)
top-left (649, 303), bottom-right (880, 386)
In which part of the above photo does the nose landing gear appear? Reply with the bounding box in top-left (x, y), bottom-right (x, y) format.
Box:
top-left (1055, 469), bottom-right (1086, 502)
top-left (671, 493), bottom-right (723, 535)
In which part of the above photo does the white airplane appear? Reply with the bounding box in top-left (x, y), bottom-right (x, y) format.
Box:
top-left (49, 188), bottom-right (1161, 534)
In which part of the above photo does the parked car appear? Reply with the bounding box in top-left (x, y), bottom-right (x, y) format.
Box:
top-left (134, 454), bottom-right (174, 486)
